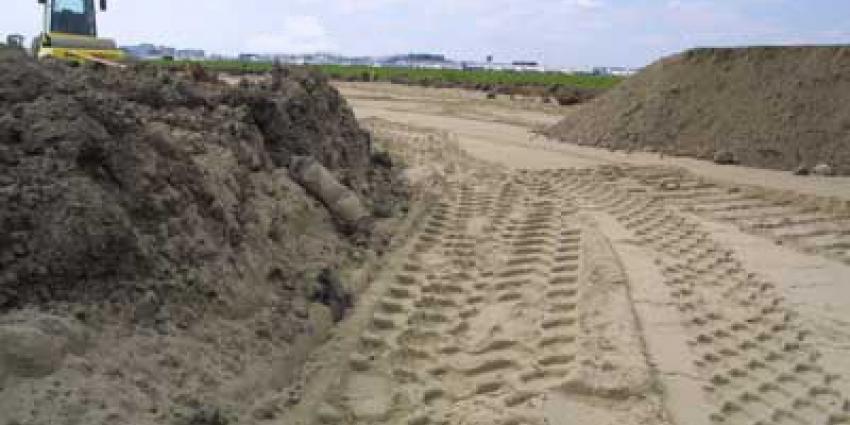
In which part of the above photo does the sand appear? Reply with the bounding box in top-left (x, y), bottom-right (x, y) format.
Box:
top-left (278, 83), bottom-right (850, 425)
top-left (3, 59), bottom-right (848, 424)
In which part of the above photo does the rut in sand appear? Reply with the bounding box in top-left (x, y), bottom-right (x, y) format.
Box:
top-left (284, 120), bottom-right (850, 425)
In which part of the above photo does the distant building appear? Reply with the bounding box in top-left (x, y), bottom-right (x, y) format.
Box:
top-left (225, 51), bottom-right (603, 74)
top-left (122, 43), bottom-right (177, 60)
top-left (511, 61), bottom-right (545, 72)
top-left (559, 66), bottom-right (594, 75)
top-left (340, 56), bottom-right (375, 66)
top-left (383, 53), bottom-right (446, 63)
top-left (462, 60), bottom-right (545, 72)
top-left (176, 49), bottom-right (205, 61)
top-left (593, 66), bottom-right (640, 77)
top-left (461, 61), bottom-right (485, 71)
top-left (379, 53), bottom-right (456, 69)
top-left (6, 34), bottom-right (24, 48)
top-left (235, 52), bottom-right (380, 66)
top-left (238, 53), bottom-right (263, 62)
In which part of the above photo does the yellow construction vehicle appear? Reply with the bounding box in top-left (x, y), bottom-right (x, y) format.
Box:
top-left (32, 0), bottom-right (126, 66)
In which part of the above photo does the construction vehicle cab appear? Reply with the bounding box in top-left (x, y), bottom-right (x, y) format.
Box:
top-left (33, 0), bottom-right (125, 64)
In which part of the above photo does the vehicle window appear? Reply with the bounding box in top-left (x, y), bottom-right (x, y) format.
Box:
top-left (50, 0), bottom-right (95, 36)
top-left (53, 0), bottom-right (86, 14)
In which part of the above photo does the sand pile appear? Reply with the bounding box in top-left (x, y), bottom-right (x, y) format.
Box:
top-left (0, 46), bottom-right (406, 424)
top-left (544, 46), bottom-right (850, 175)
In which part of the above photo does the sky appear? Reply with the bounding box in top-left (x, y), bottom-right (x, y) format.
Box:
top-left (2, 0), bottom-right (849, 67)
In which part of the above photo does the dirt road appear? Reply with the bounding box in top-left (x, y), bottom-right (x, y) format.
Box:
top-left (284, 83), bottom-right (850, 425)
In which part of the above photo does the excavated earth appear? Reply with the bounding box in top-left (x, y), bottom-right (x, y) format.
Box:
top-left (0, 46), bottom-right (407, 424)
top-left (544, 46), bottom-right (850, 175)
top-left (4, 45), bottom-right (850, 425)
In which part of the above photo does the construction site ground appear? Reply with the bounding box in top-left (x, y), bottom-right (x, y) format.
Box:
top-left (283, 82), bottom-right (850, 425)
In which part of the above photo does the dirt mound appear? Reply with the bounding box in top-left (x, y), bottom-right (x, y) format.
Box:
top-left (0, 47), bottom-right (403, 310)
top-left (544, 46), bottom-right (850, 174)
top-left (0, 46), bottom-right (406, 424)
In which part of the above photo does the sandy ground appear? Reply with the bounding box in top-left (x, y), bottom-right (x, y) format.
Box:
top-left (282, 83), bottom-right (850, 425)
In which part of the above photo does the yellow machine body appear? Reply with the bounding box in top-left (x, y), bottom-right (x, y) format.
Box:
top-left (37, 32), bottom-right (126, 63)
top-left (35, 0), bottom-right (126, 66)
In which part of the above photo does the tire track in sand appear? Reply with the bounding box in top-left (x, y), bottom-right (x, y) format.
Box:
top-left (290, 118), bottom-right (847, 425)
top-left (303, 162), bottom-right (671, 425)
top-left (624, 167), bottom-right (850, 266)
top-left (547, 167), bottom-right (850, 425)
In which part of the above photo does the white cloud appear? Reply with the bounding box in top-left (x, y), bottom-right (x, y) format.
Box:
top-left (571, 0), bottom-right (604, 10)
top-left (245, 15), bottom-right (336, 53)
top-left (334, 0), bottom-right (407, 14)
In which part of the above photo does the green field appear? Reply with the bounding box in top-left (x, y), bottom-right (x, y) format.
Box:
top-left (152, 60), bottom-right (623, 90)
top-left (318, 65), bottom-right (622, 89)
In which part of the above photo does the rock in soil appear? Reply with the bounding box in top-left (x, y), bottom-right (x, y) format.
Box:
top-left (712, 149), bottom-right (737, 165)
top-left (310, 268), bottom-right (354, 322)
top-left (813, 163), bottom-right (835, 176)
top-left (793, 165), bottom-right (811, 176)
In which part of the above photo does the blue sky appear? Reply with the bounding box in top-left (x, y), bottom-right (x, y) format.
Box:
top-left (3, 0), bottom-right (849, 67)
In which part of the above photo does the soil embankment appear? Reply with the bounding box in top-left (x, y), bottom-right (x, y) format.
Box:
top-left (0, 46), bottom-right (406, 424)
top-left (545, 46), bottom-right (850, 174)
